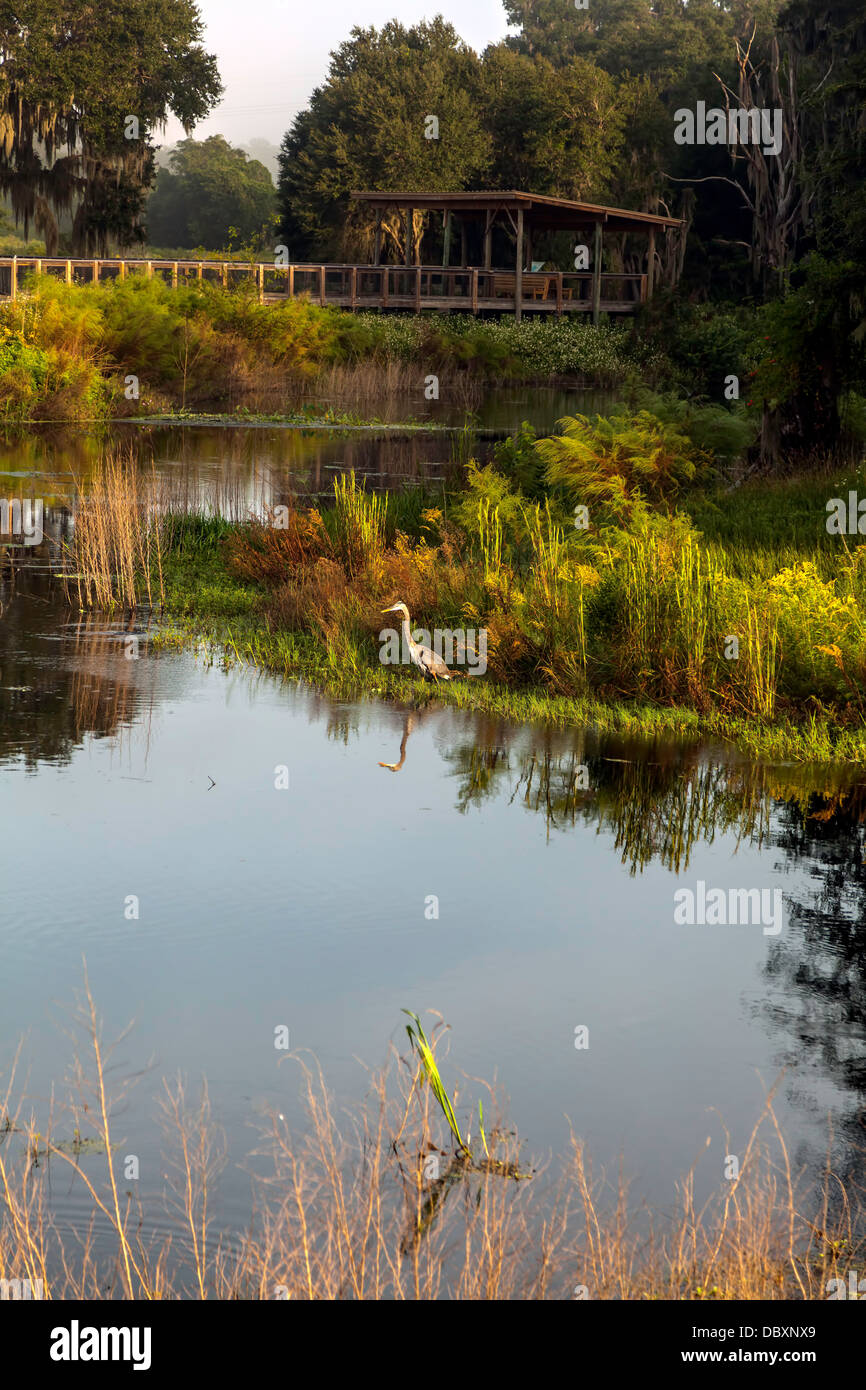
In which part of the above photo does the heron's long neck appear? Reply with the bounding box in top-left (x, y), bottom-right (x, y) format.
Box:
top-left (401, 617), bottom-right (414, 648)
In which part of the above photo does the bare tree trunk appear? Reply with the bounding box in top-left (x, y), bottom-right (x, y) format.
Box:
top-left (716, 30), bottom-right (805, 294)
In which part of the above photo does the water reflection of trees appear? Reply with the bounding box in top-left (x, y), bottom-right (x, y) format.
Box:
top-left (0, 568), bottom-right (156, 769)
top-left (441, 724), bottom-right (866, 1200)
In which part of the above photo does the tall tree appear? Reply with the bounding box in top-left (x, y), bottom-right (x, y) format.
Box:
top-left (147, 136), bottom-right (276, 249)
top-left (277, 19), bottom-right (490, 261)
top-left (0, 0), bottom-right (222, 254)
top-left (480, 47), bottom-right (626, 200)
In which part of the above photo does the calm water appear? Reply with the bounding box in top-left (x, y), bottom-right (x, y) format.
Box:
top-left (1, 418), bottom-right (865, 1258)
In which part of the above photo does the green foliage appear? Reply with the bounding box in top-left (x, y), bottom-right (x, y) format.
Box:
top-left (147, 136), bottom-right (277, 251)
top-left (492, 422), bottom-right (546, 499)
top-left (480, 47), bottom-right (626, 200)
top-left (278, 19), bottom-right (491, 260)
top-left (647, 301), bottom-right (753, 400)
top-left (619, 390), bottom-right (755, 466)
top-left (536, 410), bottom-right (709, 521)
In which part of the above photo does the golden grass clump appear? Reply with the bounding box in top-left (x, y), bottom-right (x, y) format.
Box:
top-left (65, 448), bottom-right (166, 610)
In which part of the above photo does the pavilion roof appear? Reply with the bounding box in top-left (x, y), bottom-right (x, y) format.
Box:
top-left (351, 190), bottom-right (682, 233)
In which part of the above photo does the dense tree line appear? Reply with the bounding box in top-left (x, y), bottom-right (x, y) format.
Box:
top-left (277, 1), bottom-right (865, 464)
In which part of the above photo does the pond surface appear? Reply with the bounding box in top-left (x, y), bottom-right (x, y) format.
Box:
top-left (0, 384), bottom-right (613, 516)
top-left (2, 552), bottom-right (865, 1254)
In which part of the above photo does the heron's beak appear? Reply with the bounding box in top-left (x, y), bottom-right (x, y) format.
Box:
top-left (381, 605), bottom-right (398, 614)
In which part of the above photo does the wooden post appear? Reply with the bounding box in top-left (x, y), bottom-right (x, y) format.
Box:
top-left (382, 267), bottom-right (389, 308)
top-left (592, 221), bottom-right (603, 326)
top-left (646, 226), bottom-right (656, 301)
top-left (556, 272), bottom-right (563, 317)
top-left (515, 206), bottom-right (524, 322)
top-left (442, 211), bottom-right (452, 267)
top-left (65, 259), bottom-right (72, 286)
top-left (350, 265), bottom-right (357, 310)
top-left (147, 260), bottom-right (153, 280)
top-left (471, 267), bottom-right (479, 316)
top-left (221, 262), bottom-right (227, 289)
top-left (257, 263), bottom-right (264, 302)
top-left (92, 259), bottom-right (98, 285)
top-left (415, 265), bottom-right (421, 312)
top-left (172, 261), bottom-right (178, 289)
top-left (319, 265), bottom-right (326, 306)
top-left (10, 256), bottom-right (16, 302)
top-left (119, 260), bottom-right (127, 281)
top-left (35, 258), bottom-right (42, 277)
top-left (405, 208), bottom-right (413, 267)
top-left (197, 262), bottom-right (203, 282)
top-left (288, 264), bottom-right (294, 298)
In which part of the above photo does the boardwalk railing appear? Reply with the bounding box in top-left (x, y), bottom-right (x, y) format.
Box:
top-left (0, 258), bottom-right (647, 316)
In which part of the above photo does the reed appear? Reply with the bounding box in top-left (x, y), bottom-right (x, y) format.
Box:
top-left (329, 471), bottom-right (388, 578)
top-left (64, 448), bottom-right (166, 610)
top-left (1, 987), bottom-right (862, 1299)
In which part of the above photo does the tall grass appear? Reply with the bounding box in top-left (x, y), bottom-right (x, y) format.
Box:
top-left (329, 471), bottom-right (388, 578)
top-left (65, 449), bottom-right (166, 609)
top-left (1, 987), bottom-right (862, 1299)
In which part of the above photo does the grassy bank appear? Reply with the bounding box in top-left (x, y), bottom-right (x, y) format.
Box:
top-left (59, 405), bottom-right (866, 761)
top-left (0, 272), bottom-right (665, 422)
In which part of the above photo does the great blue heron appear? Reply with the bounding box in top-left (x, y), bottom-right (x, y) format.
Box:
top-left (381, 601), bottom-right (456, 682)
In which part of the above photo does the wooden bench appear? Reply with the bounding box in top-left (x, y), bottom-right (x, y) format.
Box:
top-left (492, 273), bottom-right (552, 301)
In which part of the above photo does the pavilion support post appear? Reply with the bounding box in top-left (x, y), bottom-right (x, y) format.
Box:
top-left (515, 206), bottom-right (524, 322)
top-left (592, 221), bottom-right (603, 326)
top-left (442, 211), bottom-right (452, 267)
top-left (405, 208), bottom-right (413, 267)
top-left (646, 226), bottom-right (656, 301)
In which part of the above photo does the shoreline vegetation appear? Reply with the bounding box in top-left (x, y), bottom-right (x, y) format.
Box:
top-left (1, 985), bottom-right (862, 1300)
top-left (0, 274), bottom-right (666, 424)
top-left (57, 417), bottom-right (866, 763)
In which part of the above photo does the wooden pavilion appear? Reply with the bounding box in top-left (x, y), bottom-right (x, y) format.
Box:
top-left (352, 189), bottom-right (684, 320)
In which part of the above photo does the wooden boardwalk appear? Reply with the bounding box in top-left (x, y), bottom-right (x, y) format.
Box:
top-left (0, 258), bottom-right (647, 319)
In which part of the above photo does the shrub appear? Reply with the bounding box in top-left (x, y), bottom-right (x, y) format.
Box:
top-left (536, 411), bottom-right (710, 522)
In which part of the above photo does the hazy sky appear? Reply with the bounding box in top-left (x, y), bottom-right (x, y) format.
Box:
top-left (161, 0), bottom-right (513, 148)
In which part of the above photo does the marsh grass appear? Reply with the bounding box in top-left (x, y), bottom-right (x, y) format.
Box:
top-left (64, 448), bottom-right (166, 609)
top-left (328, 471), bottom-right (388, 578)
top-left (1, 986), bottom-right (863, 1299)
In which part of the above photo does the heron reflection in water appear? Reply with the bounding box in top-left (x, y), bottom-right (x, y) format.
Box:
top-left (379, 713), bottom-right (416, 772)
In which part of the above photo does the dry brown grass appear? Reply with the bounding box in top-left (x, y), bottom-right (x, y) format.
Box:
top-left (1, 986), bottom-right (863, 1301)
top-left (64, 447), bottom-right (166, 610)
